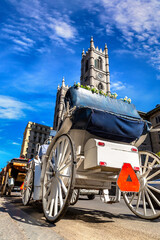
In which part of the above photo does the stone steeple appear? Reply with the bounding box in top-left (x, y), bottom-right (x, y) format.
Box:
top-left (80, 37), bottom-right (110, 94)
top-left (53, 77), bottom-right (69, 130)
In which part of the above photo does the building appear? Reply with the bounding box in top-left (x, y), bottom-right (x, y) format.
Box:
top-left (20, 121), bottom-right (53, 159)
top-left (139, 105), bottom-right (160, 153)
top-left (53, 37), bottom-right (111, 130)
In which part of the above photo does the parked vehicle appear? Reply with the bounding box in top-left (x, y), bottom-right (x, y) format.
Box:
top-left (70, 189), bottom-right (99, 205)
top-left (0, 158), bottom-right (28, 195)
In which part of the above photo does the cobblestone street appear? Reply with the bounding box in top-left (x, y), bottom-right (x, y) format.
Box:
top-left (1, 194), bottom-right (160, 240)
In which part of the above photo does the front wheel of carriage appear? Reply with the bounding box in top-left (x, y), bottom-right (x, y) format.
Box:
top-left (42, 134), bottom-right (76, 223)
top-left (123, 151), bottom-right (160, 220)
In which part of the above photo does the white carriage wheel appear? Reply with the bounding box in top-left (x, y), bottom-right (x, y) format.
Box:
top-left (22, 162), bottom-right (34, 206)
top-left (70, 189), bottom-right (80, 205)
top-left (123, 151), bottom-right (160, 220)
top-left (42, 134), bottom-right (76, 223)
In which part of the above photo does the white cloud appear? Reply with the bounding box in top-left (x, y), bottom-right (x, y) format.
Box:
top-left (2, 0), bottom-right (78, 54)
top-left (54, 22), bottom-right (76, 39)
top-left (85, 0), bottom-right (160, 70)
top-left (12, 142), bottom-right (21, 145)
top-left (111, 81), bottom-right (126, 91)
top-left (0, 95), bottom-right (33, 119)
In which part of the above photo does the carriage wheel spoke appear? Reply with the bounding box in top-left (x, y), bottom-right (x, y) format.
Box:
top-left (59, 141), bottom-right (69, 168)
top-left (148, 181), bottom-right (160, 184)
top-left (59, 159), bottom-right (72, 173)
top-left (44, 183), bottom-right (52, 199)
top-left (145, 189), bottom-right (156, 215)
top-left (136, 192), bottom-right (141, 210)
top-left (147, 184), bottom-right (160, 194)
top-left (59, 147), bottom-right (70, 169)
top-left (147, 188), bottom-right (160, 206)
top-left (54, 188), bottom-right (58, 216)
top-left (58, 174), bottom-right (70, 178)
top-left (142, 190), bottom-right (147, 216)
top-left (49, 160), bottom-right (54, 171)
top-left (58, 177), bottom-right (67, 195)
top-left (142, 155), bottom-right (149, 174)
top-left (46, 171), bottom-right (53, 176)
top-left (58, 182), bottom-right (63, 208)
top-left (147, 169), bottom-right (160, 181)
top-left (58, 139), bottom-right (65, 167)
top-left (129, 193), bottom-right (136, 205)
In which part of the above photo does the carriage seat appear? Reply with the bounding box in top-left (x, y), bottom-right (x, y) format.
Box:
top-left (65, 87), bottom-right (151, 143)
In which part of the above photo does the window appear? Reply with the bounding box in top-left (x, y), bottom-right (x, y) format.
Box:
top-left (31, 149), bottom-right (34, 153)
top-left (95, 57), bottom-right (102, 70)
top-left (98, 83), bottom-right (103, 90)
top-left (85, 60), bottom-right (88, 72)
top-left (156, 115), bottom-right (160, 124)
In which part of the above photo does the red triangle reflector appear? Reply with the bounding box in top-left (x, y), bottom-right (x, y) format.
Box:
top-left (117, 163), bottom-right (140, 192)
top-left (20, 182), bottom-right (24, 190)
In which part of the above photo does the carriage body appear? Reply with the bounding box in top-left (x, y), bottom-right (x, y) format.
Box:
top-left (22, 86), bottom-right (160, 222)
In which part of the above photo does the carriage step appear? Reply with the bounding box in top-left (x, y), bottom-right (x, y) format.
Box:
top-left (100, 184), bottom-right (121, 204)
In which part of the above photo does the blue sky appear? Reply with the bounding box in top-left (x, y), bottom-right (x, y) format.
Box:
top-left (0, 0), bottom-right (160, 169)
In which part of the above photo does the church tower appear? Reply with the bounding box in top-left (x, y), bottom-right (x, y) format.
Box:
top-left (80, 37), bottom-right (110, 94)
top-left (53, 77), bottom-right (68, 130)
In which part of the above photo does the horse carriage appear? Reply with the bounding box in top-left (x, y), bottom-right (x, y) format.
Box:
top-left (22, 86), bottom-right (160, 222)
top-left (0, 158), bottom-right (28, 195)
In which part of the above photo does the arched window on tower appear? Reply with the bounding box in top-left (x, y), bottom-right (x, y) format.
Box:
top-left (95, 57), bottom-right (102, 70)
top-left (98, 83), bottom-right (103, 90)
top-left (98, 57), bottom-right (102, 70)
top-left (85, 60), bottom-right (88, 72)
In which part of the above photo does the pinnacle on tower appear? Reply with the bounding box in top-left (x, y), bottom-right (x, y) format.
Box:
top-left (62, 77), bottom-right (65, 87)
top-left (104, 43), bottom-right (108, 54)
top-left (90, 36), bottom-right (95, 49)
top-left (82, 48), bottom-right (85, 56)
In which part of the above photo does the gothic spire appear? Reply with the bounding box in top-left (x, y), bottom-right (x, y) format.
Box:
top-left (62, 77), bottom-right (65, 87)
top-left (90, 36), bottom-right (95, 49)
top-left (104, 43), bottom-right (108, 54)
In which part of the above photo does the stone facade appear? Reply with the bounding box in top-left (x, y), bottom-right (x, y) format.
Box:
top-left (20, 121), bottom-right (53, 159)
top-left (139, 105), bottom-right (160, 153)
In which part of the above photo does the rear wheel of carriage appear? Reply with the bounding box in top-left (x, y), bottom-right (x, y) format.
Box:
top-left (123, 151), bottom-right (160, 220)
top-left (22, 161), bottom-right (34, 206)
top-left (70, 189), bottom-right (80, 205)
top-left (42, 134), bottom-right (76, 223)
top-left (88, 194), bottom-right (95, 200)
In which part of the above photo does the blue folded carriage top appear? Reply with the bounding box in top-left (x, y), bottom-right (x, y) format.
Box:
top-left (66, 87), bottom-right (141, 119)
top-left (65, 87), bottom-right (151, 143)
